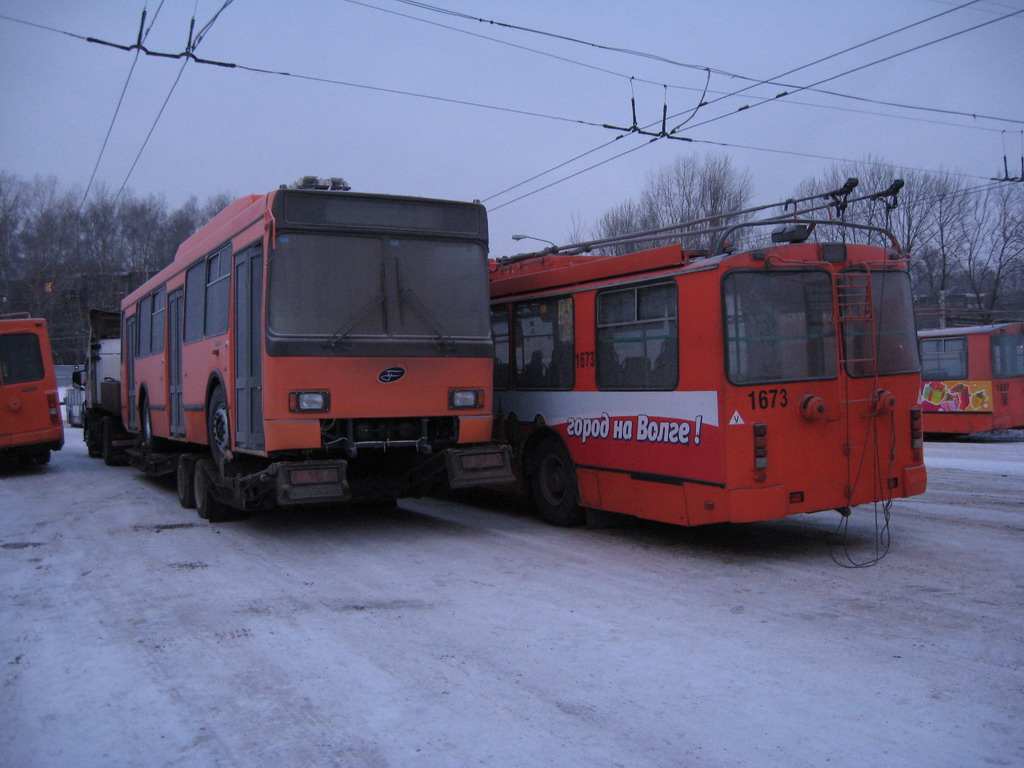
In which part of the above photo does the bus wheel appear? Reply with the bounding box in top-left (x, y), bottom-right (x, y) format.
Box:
top-left (530, 439), bottom-right (585, 526)
top-left (207, 387), bottom-right (230, 465)
top-left (177, 455), bottom-right (198, 509)
top-left (85, 416), bottom-right (102, 458)
top-left (193, 457), bottom-right (243, 522)
top-left (140, 400), bottom-right (154, 450)
top-left (102, 417), bottom-right (115, 465)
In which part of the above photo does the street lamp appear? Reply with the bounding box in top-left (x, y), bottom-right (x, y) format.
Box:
top-left (512, 234), bottom-right (558, 252)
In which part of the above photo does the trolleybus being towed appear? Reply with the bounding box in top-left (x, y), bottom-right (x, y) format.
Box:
top-left (489, 181), bottom-right (927, 527)
top-left (120, 178), bottom-right (510, 520)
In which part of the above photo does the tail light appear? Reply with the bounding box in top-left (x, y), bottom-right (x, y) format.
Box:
top-left (910, 406), bottom-right (923, 461)
top-left (47, 392), bottom-right (60, 425)
top-left (753, 422), bottom-right (768, 469)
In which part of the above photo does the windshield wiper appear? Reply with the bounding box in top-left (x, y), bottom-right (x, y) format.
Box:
top-left (399, 287), bottom-right (456, 353)
top-left (321, 291), bottom-right (386, 350)
top-left (322, 262), bottom-right (390, 350)
top-left (395, 260), bottom-right (455, 353)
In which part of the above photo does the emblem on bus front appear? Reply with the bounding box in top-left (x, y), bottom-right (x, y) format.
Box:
top-left (378, 367), bottom-right (406, 383)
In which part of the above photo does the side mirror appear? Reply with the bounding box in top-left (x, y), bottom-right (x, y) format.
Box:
top-left (72, 369), bottom-right (85, 389)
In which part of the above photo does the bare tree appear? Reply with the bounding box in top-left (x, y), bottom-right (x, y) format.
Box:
top-left (958, 183), bottom-right (1024, 314)
top-left (594, 153), bottom-right (753, 253)
top-left (0, 172), bottom-right (238, 360)
top-left (794, 157), bottom-right (1023, 323)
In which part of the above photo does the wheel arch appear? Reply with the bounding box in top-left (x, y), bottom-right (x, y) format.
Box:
top-left (205, 371), bottom-right (227, 407)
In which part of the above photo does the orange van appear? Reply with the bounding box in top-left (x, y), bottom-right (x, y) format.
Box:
top-left (1, 313), bottom-right (64, 465)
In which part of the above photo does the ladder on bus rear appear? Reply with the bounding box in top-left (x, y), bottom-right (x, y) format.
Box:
top-left (836, 271), bottom-right (876, 373)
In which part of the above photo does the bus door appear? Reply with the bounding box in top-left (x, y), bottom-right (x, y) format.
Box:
top-left (125, 315), bottom-right (138, 430)
top-left (167, 288), bottom-right (185, 437)
top-left (835, 268), bottom-right (915, 504)
top-left (725, 268), bottom-right (855, 505)
top-left (233, 243), bottom-right (264, 451)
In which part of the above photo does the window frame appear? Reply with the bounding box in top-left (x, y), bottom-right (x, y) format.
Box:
top-left (137, 294), bottom-right (152, 358)
top-left (183, 259), bottom-right (206, 344)
top-left (722, 268), bottom-right (838, 386)
top-left (512, 295), bottom-right (574, 391)
top-left (0, 332), bottom-right (45, 385)
top-left (204, 245), bottom-right (231, 338)
top-left (841, 269), bottom-right (920, 378)
top-left (595, 279), bottom-right (678, 391)
top-left (150, 286), bottom-right (166, 355)
top-left (919, 336), bottom-right (968, 380)
top-left (491, 305), bottom-right (511, 391)
top-left (991, 333), bottom-right (1024, 379)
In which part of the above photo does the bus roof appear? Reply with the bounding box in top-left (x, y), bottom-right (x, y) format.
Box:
top-left (122, 193), bottom-right (268, 308)
top-left (489, 244), bottom-right (706, 298)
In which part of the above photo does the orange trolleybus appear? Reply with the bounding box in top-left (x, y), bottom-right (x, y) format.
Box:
top-left (119, 178), bottom-right (510, 520)
top-left (918, 322), bottom-right (1024, 435)
top-left (488, 184), bottom-right (927, 527)
top-left (1, 313), bottom-right (64, 465)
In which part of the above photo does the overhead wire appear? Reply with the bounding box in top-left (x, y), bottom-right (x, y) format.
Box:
top-left (485, 5), bottom-right (1023, 208)
top-left (3, 5), bottom-right (1018, 209)
top-left (81, 1), bottom-right (167, 209)
top-left (666, 5), bottom-right (1024, 136)
top-left (347, 0), bottom-right (1013, 137)
top-left (386, 0), bottom-right (1024, 127)
top-left (113, 0), bottom-right (234, 203)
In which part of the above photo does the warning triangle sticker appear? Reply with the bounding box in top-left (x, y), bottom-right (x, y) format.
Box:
top-left (729, 411), bottom-right (745, 425)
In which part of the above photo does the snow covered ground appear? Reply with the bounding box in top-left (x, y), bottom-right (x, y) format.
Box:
top-left (1, 431), bottom-right (1021, 768)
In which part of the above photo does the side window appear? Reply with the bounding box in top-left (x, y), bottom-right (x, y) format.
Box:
top-left (491, 306), bottom-right (510, 391)
top-left (205, 246), bottom-right (231, 337)
top-left (514, 296), bottom-right (574, 390)
top-left (138, 295), bottom-right (152, 358)
top-left (184, 260), bottom-right (206, 343)
top-left (597, 281), bottom-right (677, 390)
top-left (919, 337), bottom-right (967, 380)
top-left (150, 287), bottom-right (166, 354)
top-left (991, 333), bottom-right (1024, 378)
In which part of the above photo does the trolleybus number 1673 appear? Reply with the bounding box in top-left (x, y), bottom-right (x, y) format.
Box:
top-left (747, 389), bottom-right (789, 410)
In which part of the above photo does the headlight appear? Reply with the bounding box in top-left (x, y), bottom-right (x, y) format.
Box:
top-left (449, 388), bottom-right (484, 409)
top-left (289, 390), bottom-right (330, 412)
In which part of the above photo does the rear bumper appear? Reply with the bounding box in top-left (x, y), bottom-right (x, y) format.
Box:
top-left (0, 428), bottom-right (64, 455)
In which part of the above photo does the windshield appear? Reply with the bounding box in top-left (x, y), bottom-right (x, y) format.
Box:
top-left (724, 270), bottom-right (837, 385)
top-left (267, 232), bottom-right (491, 356)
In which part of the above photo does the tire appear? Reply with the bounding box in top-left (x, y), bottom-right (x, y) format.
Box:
top-left (194, 457), bottom-right (246, 523)
top-left (85, 415), bottom-right (102, 458)
top-left (102, 417), bottom-right (118, 466)
top-left (140, 399), bottom-right (155, 451)
top-left (530, 438), bottom-right (584, 526)
top-left (207, 387), bottom-right (230, 465)
top-left (35, 449), bottom-right (51, 465)
top-left (177, 455), bottom-right (197, 509)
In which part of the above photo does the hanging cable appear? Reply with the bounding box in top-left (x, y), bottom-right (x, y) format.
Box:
top-left (81, 2), bottom-right (167, 209)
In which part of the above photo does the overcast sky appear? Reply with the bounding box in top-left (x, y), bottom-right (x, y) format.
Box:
top-left (1, 0), bottom-right (1022, 256)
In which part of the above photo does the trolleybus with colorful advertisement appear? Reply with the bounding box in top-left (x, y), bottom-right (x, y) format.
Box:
top-left (1, 313), bottom-right (64, 465)
top-left (918, 322), bottom-right (1024, 435)
top-left (489, 182), bottom-right (927, 527)
top-left (119, 178), bottom-right (510, 520)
